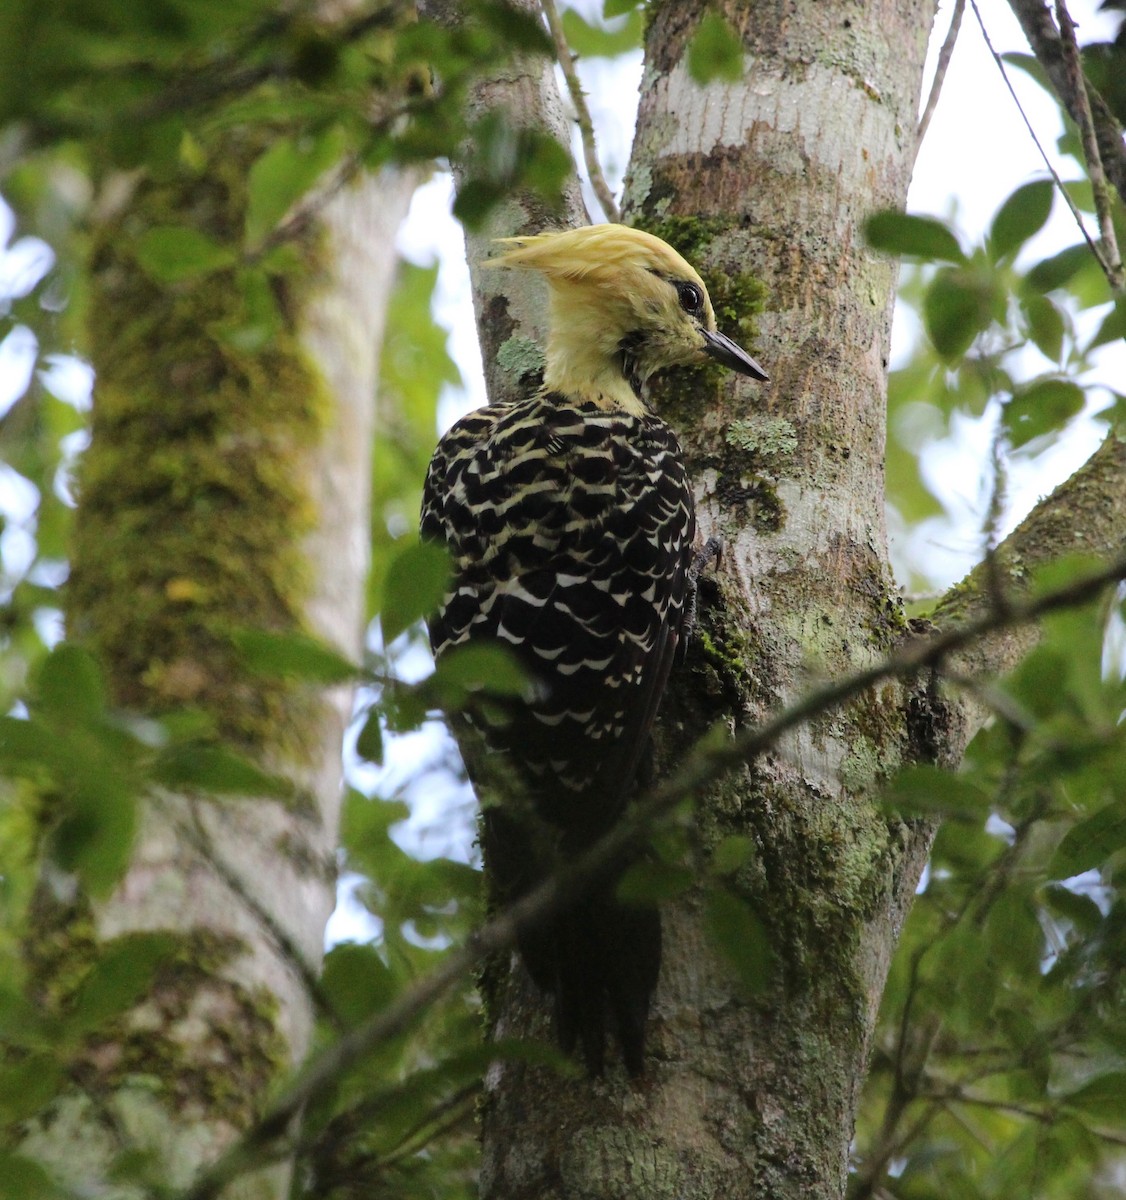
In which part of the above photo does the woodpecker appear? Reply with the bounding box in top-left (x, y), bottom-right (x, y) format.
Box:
top-left (420, 224), bottom-right (767, 1074)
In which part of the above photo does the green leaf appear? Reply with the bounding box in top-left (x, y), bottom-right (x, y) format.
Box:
top-left (1041, 882), bottom-right (1104, 932)
top-left (983, 888), bottom-right (1042, 974)
top-left (1003, 378), bottom-right (1085, 448)
top-left (380, 539), bottom-right (451, 644)
top-left (1026, 243), bottom-right (1092, 292)
top-left (929, 922), bottom-right (997, 1024)
top-left (213, 267), bottom-right (284, 353)
top-left (35, 644), bottom-right (106, 722)
top-left (321, 942), bottom-right (397, 1027)
top-left (1022, 293), bottom-right (1065, 361)
top-left (561, 7), bottom-right (642, 57)
top-left (1089, 297), bottom-right (1126, 351)
top-left (0, 715), bottom-right (61, 776)
top-left (616, 861), bottom-right (694, 904)
top-left (1001, 51), bottom-right (1053, 95)
top-left (430, 642), bottom-right (528, 699)
top-left (0, 1150), bottom-right (65, 1199)
top-left (245, 127), bottom-right (348, 249)
top-left (355, 710), bottom-right (384, 765)
top-left (233, 629), bottom-right (359, 684)
top-left (882, 764), bottom-right (989, 817)
top-left (923, 266), bottom-right (1001, 360)
top-left (0, 1057), bottom-right (63, 1127)
top-left (153, 745), bottom-right (289, 797)
top-left (711, 834), bottom-right (756, 876)
top-left (341, 787), bottom-right (410, 871)
top-left (66, 933), bottom-right (177, 1035)
top-left (134, 226), bottom-right (237, 283)
top-left (1051, 801), bottom-right (1126, 880)
top-left (865, 211), bottom-right (966, 263)
top-left (1063, 1071), bottom-right (1126, 1118)
top-left (453, 119), bottom-right (571, 229)
top-left (52, 783), bottom-right (138, 898)
top-left (989, 181), bottom-right (1053, 261)
top-left (704, 888), bottom-right (773, 995)
top-left (474, 0), bottom-right (554, 52)
top-left (371, 260), bottom-right (461, 619)
top-left (603, 0), bottom-right (640, 16)
top-left (687, 11), bottom-right (744, 84)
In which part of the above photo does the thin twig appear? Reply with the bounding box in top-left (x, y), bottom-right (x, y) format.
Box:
top-left (983, 407), bottom-right (1011, 614)
top-left (540, 0), bottom-right (622, 223)
top-left (969, 0), bottom-right (1110, 280)
top-left (1053, 0), bottom-right (1125, 291)
top-left (923, 1088), bottom-right (1126, 1146)
top-left (161, 794), bottom-right (348, 1034)
top-left (1007, 0), bottom-right (1126, 206)
top-left (169, 548), bottom-right (1126, 1200)
top-left (852, 1100), bottom-right (945, 1200)
top-left (917, 0), bottom-right (966, 148)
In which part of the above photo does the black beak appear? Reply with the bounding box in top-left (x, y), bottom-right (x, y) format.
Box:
top-left (702, 329), bottom-right (769, 381)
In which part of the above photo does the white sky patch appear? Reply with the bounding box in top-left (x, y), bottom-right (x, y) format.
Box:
top-left (0, 325), bottom-right (37, 419)
top-left (40, 354), bottom-right (95, 410)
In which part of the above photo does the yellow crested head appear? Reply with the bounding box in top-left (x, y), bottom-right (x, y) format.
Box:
top-left (487, 224), bottom-right (767, 412)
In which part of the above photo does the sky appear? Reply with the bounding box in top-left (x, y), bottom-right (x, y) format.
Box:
top-left (0, 0), bottom-right (1122, 938)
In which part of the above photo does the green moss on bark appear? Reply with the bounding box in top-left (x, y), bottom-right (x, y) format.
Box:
top-left (68, 133), bottom-right (330, 757)
top-left (24, 893), bottom-right (286, 1130)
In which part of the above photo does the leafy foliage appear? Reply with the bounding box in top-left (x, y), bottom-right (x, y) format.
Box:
top-left (1, 1), bottom-right (1124, 1198)
top-left (870, 165), bottom-right (1122, 589)
top-left (857, 582), bottom-right (1126, 1198)
top-left (686, 11), bottom-right (745, 85)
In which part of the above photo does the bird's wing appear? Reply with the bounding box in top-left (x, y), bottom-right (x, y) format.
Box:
top-left (423, 397), bottom-right (694, 843)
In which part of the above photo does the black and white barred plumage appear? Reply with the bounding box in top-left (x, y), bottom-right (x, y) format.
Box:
top-left (420, 224), bottom-right (767, 1074)
top-left (422, 393), bottom-right (693, 1074)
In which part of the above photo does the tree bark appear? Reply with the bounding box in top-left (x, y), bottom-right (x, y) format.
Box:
top-left (477, 2), bottom-right (939, 1198)
top-left (20, 158), bottom-right (416, 1196)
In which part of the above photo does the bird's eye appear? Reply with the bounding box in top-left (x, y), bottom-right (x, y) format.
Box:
top-left (676, 282), bottom-right (703, 315)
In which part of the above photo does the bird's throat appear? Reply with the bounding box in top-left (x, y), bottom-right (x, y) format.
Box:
top-left (543, 339), bottom-right (647, 416)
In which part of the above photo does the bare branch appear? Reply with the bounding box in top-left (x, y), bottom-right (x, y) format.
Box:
top-left (1054, 0), bottom-right (1125, 290)
top-left (540, 0), bottom-right (622, 222)
top-left (917, 0), bottom-right (966, 149)
top-left (1006, 0), bottom-right (1126, 208)
top-left (970, 0), bottom-right (1110, 280)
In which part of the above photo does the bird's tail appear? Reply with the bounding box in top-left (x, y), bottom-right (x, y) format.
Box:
top-left (541, 883), bottom-right (661, 1076)
top-left (484, 808), bottom-right (660, 1075)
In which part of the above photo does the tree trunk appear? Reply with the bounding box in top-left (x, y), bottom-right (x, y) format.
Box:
top-left (478, 3), bottom-right (939, 1197)
top-left (19, 153), bottom-right (416, 1196)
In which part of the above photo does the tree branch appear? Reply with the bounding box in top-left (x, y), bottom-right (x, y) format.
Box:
top-left (1006, 0), bottom-right (1126, 207)
top-left (170, 548), bottom-right (1126, 1200)
top-left (450, 0), bottom-right (589, 408)
top-left (1053, 0), bottom-right (1124, 290)
top-left (917, 0), bottom-right (965, 149)
top-left (971, 0), bottom-right (1109, 276)
top-left (931, 427), bottom-right (1126, 746)
top-left (540, 0), bottom-right (622, 222)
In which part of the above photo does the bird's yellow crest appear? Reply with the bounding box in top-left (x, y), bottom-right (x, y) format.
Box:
top-left (486, 224), bottom-right (766, 412)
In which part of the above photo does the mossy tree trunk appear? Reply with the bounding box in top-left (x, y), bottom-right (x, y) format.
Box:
top-left (19, 134), bottom-right (416, 1195)
top-left (476, 2), bottom-right (941, 1197)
